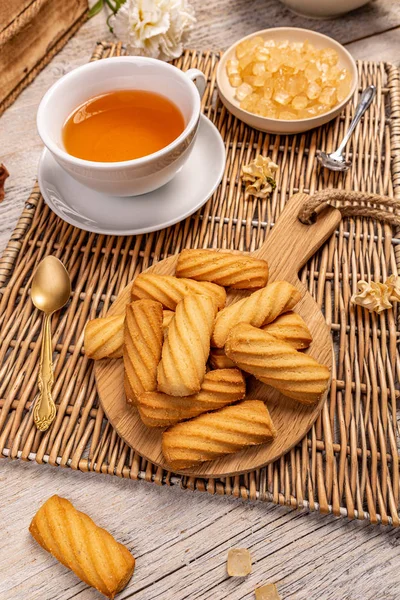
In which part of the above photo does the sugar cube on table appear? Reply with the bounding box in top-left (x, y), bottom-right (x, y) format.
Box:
top-left (227, 548), bottom-right (252, 576)
top-left (255, 583), bottom-right (281, 600)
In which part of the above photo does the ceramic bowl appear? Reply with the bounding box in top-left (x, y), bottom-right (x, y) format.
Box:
top-left (278, 0), bottom-right (370, 18)
top-left (216, 27), bottom-right (358, 135)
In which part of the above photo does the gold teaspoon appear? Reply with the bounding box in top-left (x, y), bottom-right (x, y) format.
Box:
top-left (31, 256), bottom-right (71, 431)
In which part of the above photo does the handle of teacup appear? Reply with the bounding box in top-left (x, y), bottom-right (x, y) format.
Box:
top-left (185, 68), bottom-right (206, 99)
top-left (252, 193), bottom-right (342, 282)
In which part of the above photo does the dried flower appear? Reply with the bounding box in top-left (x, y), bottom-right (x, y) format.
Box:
top-left (241, 155), bottom-right (278, 199)
top-left (351, 275), bottom-right (400, 313)
top-left (110, 0), bottom-right (196, 60)
top-left (386, 274), bottom-right (400, 301)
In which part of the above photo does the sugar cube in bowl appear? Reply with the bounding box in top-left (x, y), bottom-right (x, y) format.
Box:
top-left (217, 27), bottom-right (357, 134)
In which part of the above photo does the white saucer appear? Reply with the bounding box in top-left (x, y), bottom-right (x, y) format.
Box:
top-left (38, 115), bottom-right (226, 236)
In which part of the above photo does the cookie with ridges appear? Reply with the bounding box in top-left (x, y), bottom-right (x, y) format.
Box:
top-left (124, 299), bottom-right (163, 405)
top-left (131, 273), bottom-right (226, 310)
top-left (162, 399), bottom-right (276, 470)
top-left (176, 249), bottom-right (269, 289)
top-left (29, 495), bottom-right (135, 599)
top-left (262, 311), bottom-right (312, 350)
top-left (138, 368), bottom-right (246, 427)
top-left (225, 323), bottom-right (329, 404)
top-left (84, 314), bottom-right (124, 360)
top-left (157, 294), bottom-right (217, 396)
top-left (212, 281), bottom-right (301, 348)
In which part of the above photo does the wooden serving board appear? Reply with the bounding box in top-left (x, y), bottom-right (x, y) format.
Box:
top-left (95, 193), bottom-right (341, 478)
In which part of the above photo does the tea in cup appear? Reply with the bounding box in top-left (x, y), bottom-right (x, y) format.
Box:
top-left (63, 90), bottom-right (186, 163)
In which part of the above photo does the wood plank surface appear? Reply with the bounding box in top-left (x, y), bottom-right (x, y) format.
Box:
top-left (1, 1), bottom-right (400, 599)
top-left (1, 459), bottom-right (400, 600)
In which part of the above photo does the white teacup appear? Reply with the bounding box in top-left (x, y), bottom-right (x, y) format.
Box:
top-left (37, 57), bottom-right (206, 197)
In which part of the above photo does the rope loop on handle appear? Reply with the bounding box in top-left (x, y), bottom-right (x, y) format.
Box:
top-left (298, 189), bottom-right (400, 228)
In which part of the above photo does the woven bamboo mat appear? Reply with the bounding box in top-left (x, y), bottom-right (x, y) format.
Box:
top-left (1, 41), bottom-right (400, 526)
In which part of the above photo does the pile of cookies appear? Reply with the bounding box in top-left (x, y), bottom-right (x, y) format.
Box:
top-left (84, 249), bottom-right (330, 470)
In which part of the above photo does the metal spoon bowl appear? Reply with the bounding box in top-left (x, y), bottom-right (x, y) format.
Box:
top-left (317, 85), bottom-right (376, 172)
top-left (31, 256), bottom-right (71, 431)
top-left (316, 151), bottom-right (352, 172)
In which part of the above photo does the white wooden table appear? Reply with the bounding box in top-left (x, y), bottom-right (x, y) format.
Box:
top-left (1, 2), bottom-right (400, 598)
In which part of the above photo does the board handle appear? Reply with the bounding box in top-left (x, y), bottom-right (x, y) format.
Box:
top-left (253, 193), bottom-right (342, 281)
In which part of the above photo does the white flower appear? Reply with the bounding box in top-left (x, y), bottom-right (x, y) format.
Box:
top-left (111, 0), bottom-right (196, 61)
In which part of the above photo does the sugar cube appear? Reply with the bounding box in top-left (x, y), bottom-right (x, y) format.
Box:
top-left (227, 548), bottom-right (252, 577)
top-left (255, 583), bottom-right (281, 600)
